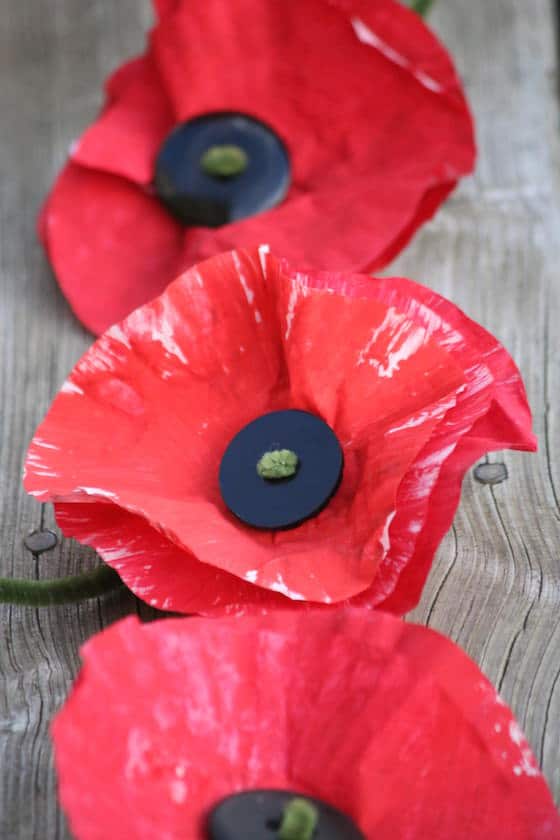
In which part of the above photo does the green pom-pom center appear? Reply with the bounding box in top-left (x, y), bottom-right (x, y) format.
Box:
top-left (278, 798), bottom-right (319, 840)
top-left (256, 449), bottom-right (299, 480)
top-left (200, 144), bottom-right (249, 177)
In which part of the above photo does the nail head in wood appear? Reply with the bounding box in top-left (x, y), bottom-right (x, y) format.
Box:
top-left (23, 529), bottom-right (58, 555)
top-left (474, 462), bottom-right (508, 486)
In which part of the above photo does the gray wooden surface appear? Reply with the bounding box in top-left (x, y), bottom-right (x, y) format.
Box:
top-left (0, 0), bottom-right (559, 836)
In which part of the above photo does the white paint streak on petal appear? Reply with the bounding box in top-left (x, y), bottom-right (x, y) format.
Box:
top-left (414, 443), bottom-right (455, 468)
top-left (415, 68), bottom-right (444, 93)
top-left (285, 285), bottom-right (301, 340)
top-left (268, 574), bottom-right (306, 601)
top-left (61, 381), bottom-right (84, 395)
top-left (380, 510), bottom-right (396, 553)
top-left (77, 487), bottom-right (117, 499)
top-left (192, 269), bottom-right (204, 288)
top-left (34, 439), bottom-right (59, 450)
top-left (101, 547), bottom-right (131, 562)
top-left (351, 18), bottom-right (444, 94)
top-left (233, 251), bottom-right (255, 305)
top-left (169, 780), bottom-right (188, 804)
top-left (351, 18), bottom-right (407, 66)
top-left (125, 729), bottom-right (151, 780)
top-left (129, 295), bottom-right (188, 366)
top-left (377, 326), bottom-right (425, 379)
top-left (356, 309), bottom-right (398, 367)
top-left (508, 720), bottom-right (541, 777)
top-left (386, 410), bottom-right (432, 434)
top-left (107, 324), bottom-right (132, 348)
top-left (28, 489), bottom-right (49, 499)
top-left (258, 243), bottom-right (270, 274)
top-left (153, 297), bottom-right (188, 364)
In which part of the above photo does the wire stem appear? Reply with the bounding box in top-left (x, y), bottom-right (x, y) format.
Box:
top-left (0, 565), bottom-right (124, 606)
top-left (409, 0), bottom-right (436, 16)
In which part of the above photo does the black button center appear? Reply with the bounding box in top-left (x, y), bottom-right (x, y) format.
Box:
top-left (219, 410), bottom-right (343, 531)
top-left (154, 112), bottom-right (291, 227)
top-left (208, 789), bottom-right (365, 840)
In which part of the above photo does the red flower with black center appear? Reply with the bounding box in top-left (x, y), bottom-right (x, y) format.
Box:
top-left (52, 609), bottom-right (560, 839)
top-left (40, 0), bottom-right (475, 335)
top-left (24, 248), bottom-right (535, 615)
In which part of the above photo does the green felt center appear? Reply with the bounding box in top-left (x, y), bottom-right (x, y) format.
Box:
top-left (256, 449), bottom-right (299, 480)
top-left (278, 798), bottom-right (319, 840)
top-left (200, 144), bottom-right (249, 177)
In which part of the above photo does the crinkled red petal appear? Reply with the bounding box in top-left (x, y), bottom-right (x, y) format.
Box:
top-left (151, 0), bottom-right (474, 277)
top-left (372, 277), bottom-right (536, 612)
top-left (25, 248), bottom-right (468, 606)
top-left (287, 266), bottom-right (535, 610)
top-left (44, 0), bottom-right (475, 333)
top-left (39, 162), bottom-right (184, 335)
top-left (178, 175), bottom-right (457, 277)
top-left (54, 501), bottom-right (290, 614)
top-left (151, 0), bottom-right (473, 181)
top-left (52, 610), bottom-right (560, 839)
top-left (72, 55), bottom-right (175, 185)
top-left (153, 0), bottom-right (180, 19)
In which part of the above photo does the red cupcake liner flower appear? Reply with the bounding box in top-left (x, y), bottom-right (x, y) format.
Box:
top-left (40, 0), bottom-right (475, 335)
top-left (52, 609), bottom-right (560, 839)
top-left (24, 248), bottom-right (535, 615)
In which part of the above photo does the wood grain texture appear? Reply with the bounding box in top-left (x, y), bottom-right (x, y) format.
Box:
top-left (0, 0), bottom-right (558, 836)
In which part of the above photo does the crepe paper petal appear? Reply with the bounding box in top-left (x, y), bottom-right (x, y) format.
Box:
top-left (54, 502), bottom-right (292, 614)
top-left (292, 266), bottom-right (536, 612)
top-left (337, 0), bottom-right (463, 97)
top-left (24, 248), bottom-right (534, 615)
top-left (176, 174), bottom-right (455, 278)
top-left (41, 0), bottom-right (475, 335)
top-left (152, 0), bottom-right (183, 19)
top-left (369, 277), bottom-right (536, 612)
top-left (40, 163), bottom-right (184, 335)
top-left (71, 56), bottom-right (175, 185)
top-left (52, 609), bottom-right (560, 840)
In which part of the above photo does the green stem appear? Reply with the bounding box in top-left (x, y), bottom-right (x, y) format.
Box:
top-left (0, 565), bottom-right (124, 606)
top-left (409, 0), bottom-right (436, 16)
top-left (278, 798), bottom-right (319, 840)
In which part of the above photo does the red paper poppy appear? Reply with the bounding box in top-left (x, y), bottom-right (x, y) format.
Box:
top-left (40, 0), bottom-right (475, 335)
top-left (24, 248), bottom-right (535, 615)
top-left (52, 609), bottom-right (560, 839)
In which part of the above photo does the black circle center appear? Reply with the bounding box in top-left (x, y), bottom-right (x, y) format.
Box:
top-left (219, 410), bottom-right (343, 531)
top-left (208, 789), bottom-right (365, 840)
top-left (154, 112), bottom-right (291, 227)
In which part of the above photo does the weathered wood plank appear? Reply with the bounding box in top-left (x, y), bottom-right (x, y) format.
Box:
top-left (401, 197), bottom-right (560, 798)
top-left (397, 0), bottom-right (560, 804)
top-left (0, 2), bottom-right (154, 837)
top-left (0, 1), bottom-right (559, 837)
